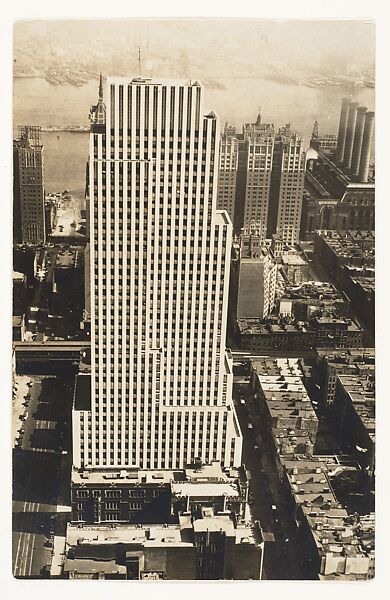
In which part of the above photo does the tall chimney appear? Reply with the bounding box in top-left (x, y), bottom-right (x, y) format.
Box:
top-left (343, 101), bottom-right (359, 169)
top-left (336, 97), bottom-right (351, 163)
top-left (358, 111), bottom-right (375, 183)
top-left (351, 106), bottom-right (367, 176)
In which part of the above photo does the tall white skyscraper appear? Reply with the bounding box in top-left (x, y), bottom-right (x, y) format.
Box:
top-left (73, 76), bottom-right (242, 471)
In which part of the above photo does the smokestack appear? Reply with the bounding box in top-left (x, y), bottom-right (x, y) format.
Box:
top-left (351, 106), bottom-right (367, 176)
top-left (343, 101), bottom-right (359, 169)
top-left (336, 98), bottom-right (350, 163)
top-left (358, 111), bottom-right (375, 183)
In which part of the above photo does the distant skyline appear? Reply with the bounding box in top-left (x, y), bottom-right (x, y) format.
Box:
top-left (14, 19), bottom-right (374, 79)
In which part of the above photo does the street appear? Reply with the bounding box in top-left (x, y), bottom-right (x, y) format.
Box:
top-left (233, 379), bottom-right (313, 580)
top-left (12, 374), bottom-right (74, 578)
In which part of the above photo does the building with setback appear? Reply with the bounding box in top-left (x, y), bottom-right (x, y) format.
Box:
top-left (217, 113), bottom-right (305, 244)
top-left (13, 125), bottom-right (46, 245)
top-left (72, 76), bottom-right (242, 473)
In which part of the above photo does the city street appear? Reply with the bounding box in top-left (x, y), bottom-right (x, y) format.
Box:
top-left (233, 379), bottom-right (312, 580)
top-left (12, 374), bottom-right (74, 578)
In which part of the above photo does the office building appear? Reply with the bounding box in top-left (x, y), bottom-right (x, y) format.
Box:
top-left (217, 114), bottom-right (305, 244)
top-left (267, 123), bottom-right (306, 244)
top-left (13, 125), bottom-right (46, 245)
top-left (229, 222), bottom-right (277, 321)
top-left (73, 77), bottom-right (242, 472)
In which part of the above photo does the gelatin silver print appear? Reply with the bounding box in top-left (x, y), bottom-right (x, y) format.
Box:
top-left (12, 18), bottom-right (375, 580)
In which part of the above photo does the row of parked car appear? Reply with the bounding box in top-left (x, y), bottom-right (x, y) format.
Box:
top-left (14, 382), bottom-right (33, 449)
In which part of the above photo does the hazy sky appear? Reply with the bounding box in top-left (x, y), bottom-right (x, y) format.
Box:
top-left (14, 19), bottom-right (375, 77)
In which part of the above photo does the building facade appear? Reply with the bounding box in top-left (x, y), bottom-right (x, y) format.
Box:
top-left (13, 125), bottom-right (46, 245)
top-left (301, 100), bottom-right (375, 239)
top-left (72, 77), bottom-right (242, 471)
top-left (216, 115), bottom-right (305, 244)
top-left (267, 124), bottom-right (306, 244)
top-left (230, 223), bottom-right (277, 321)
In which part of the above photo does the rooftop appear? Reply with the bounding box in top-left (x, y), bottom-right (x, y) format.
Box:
top-left (63, 558), bottom-right (126, 575)
top-left (280, 454), bottom-right (375, 576)
top-left (66, 522), bottom-right (191, 548)
top-left (316, 230), bottom-right (375, 266)
top-left (316, 348), bottom-right (375, 365)
top-left (281, 254), bottom-right (308, 266)
top-left (251, 357), bottom-right (303, 377)
top-left (337, 375), bottom-right (375, 441)
top-left (72, 460), bottom-right (242, 488)
top-left (13, 271), bottom-right (25, 282)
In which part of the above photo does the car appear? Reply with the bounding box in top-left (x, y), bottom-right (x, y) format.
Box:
top-left (248, 423), bottom-right (253, 429)
top-left (240, 398), bottom-right (246, 405)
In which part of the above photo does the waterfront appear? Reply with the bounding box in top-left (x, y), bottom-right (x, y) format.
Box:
top-left (13, 76), bottom-right (375, 196)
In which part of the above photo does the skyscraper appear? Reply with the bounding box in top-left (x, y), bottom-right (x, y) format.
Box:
top-left (266, 124), bottom-right (306, 244)
top-left (217, 114), bottom-right (305, 244)
top-left (72, 76), bottom-right (242, 471)
top-left (13, 125), bottom-right (46, 245)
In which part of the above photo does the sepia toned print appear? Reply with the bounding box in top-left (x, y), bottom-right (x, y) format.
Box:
top-left (12, 19), bottom-right (375, 580)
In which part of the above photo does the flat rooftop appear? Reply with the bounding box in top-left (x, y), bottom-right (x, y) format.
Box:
top-left (13, 271), bottom-right (25, 282)
top-left (66, 522), bottom-right (191, 548)
top-left (171, 482), bottom-right (240, 498)
top-left (338, 375), bottom-right (375, 441)
top-left (72, 460), bottom-right (241, 488)
top-left (281, 254), bottom-right (308, 266)
top-left (316, 348), bottom-right (375, 365)
top-left (63, 558), bottom-right (126, 575)
top-left (251, 357), bottom-right (303, 377)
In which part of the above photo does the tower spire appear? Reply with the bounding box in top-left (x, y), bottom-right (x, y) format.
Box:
top-left (99, 72), bottom-right (103, 102)
top-left (256, 106), bottom-right (262, 126)
top-left (137, 46), bottom-right (141, 77)
top-left (312, 120), bottom-right (319, 139)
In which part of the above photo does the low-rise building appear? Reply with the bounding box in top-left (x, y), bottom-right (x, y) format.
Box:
top-left (333, 374), bottom-right (375, 476)
top-left (313, 230), bottom-right (375, 337)
top-left (71, 445), bottom-right (249, 526)
top-left (279, 455), bottom-right (375, 580)
top-left (250, 359), bottom-right (318, 472)
top-left (315, 348), bottom-right (375, 405)
top-left (237, 312), bottom-right (362, 352)
top-left (279, 281), bottom-right (350, 321)
top-left (63, 507), bottom-right (264, 580)
top-left (280, 252), bottom-right (309, 286)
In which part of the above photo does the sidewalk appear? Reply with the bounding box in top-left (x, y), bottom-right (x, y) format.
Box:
top-left (50, 535), bottom-right (66, 577)
top-left (50, 505), bottom-right (72, 576)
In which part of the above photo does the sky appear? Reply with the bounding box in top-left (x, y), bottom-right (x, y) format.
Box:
top-left (14, 19), bottom-right (375, 78)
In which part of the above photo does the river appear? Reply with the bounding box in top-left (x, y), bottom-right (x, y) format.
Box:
top-left (13, 77), bottom-right (375, 197)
